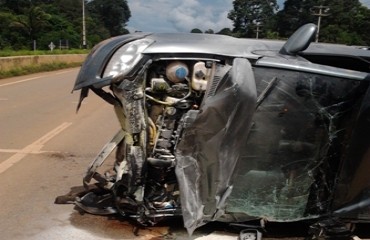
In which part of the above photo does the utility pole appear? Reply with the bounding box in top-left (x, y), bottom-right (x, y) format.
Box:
top-left (311, 5), bottom-right (330, 43)
top-left (82, 0), bottom-right (87, 49)
top-left (255, 23), bottom-right (263, 39)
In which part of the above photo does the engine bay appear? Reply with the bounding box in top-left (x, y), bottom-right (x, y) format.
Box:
top-left (75, 58), bottom-right (231, 225)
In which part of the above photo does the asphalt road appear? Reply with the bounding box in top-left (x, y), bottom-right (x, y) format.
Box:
top-left (0, 69), bottom-right (168, 240)
top-left (0, 69), bottom-right (234, 240)
top-left (0, 69), bottom-right (368, 240)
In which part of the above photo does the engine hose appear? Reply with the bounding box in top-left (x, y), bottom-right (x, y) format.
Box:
top-left (145, 77), bottom-right (192, 106)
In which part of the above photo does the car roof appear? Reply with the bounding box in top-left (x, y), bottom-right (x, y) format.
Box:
top-left (142, 32), bottom-right (370, 60)
top-left (143, 33), bottom-right (284, 59)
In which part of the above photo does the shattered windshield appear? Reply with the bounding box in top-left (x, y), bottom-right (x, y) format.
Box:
top-left (226, 67), bottom-right (369, 221)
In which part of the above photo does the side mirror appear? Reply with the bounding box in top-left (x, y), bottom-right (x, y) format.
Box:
top-left (279, 23), bottom-right (318, 56)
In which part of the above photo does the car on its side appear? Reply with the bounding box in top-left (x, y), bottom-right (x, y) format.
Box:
top-left (67, 23), bottom-right (370, 239)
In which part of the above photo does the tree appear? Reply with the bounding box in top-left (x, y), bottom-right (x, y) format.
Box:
top-left (0, 0), bottom-right (32, 14)
top-left (318, 0), bottom-right (370, 45)
top-left (276, 0), bottom-right (370, 45)
top-left (87, 0), bottom-right (131, 36)
top-left (276, 0), bottom-right (316, 38)
top-left (204, 29), bottom-right (214, 34)
top-left (228, 0), bottom-right (278, 38)
top-left (85, 14), bottom-right (110, 46)
top-left (217, 28), bottom-right (233, 36)
top-left (37, 14), bottom-right (81, 50)
top-left (10, 6), bottom-right (51, 42)
top-left (190, 28), bottom-right (202, 33)
top-left (0, 11), bottom-right (26, 49)
top-left (0, 0), bottom-right (132, 49)
top-left (53, 0), bottom-right (106, 48)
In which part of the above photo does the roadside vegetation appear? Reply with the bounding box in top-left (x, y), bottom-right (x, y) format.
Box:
top-left (1, 0), bottom-right (369, 79)
top-left (195, 0), bottom-right (370, 46)
top-left (0, 0), bottom-right (129, 79)
top-left (0, 49), bottom-right (89, 57)
top-left (2, 0), bottom-right (370, 51)
top-left (0, 0), bottom-right (130, 51)
top-left (0, 62), bottom-right (82, 79)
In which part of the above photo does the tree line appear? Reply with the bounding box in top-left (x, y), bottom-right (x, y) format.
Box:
top-left (1, 0), bottom-right (370, 51)
top-left (196, 0), bottom-right (370, 46)
top-left (0, 0), bottom-right (130, 50)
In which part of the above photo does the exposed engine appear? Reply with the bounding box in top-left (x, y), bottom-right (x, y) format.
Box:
top-left (143, 60), bottom-right (214, 217)
top-left (76, 59), bottom-right (219, 224)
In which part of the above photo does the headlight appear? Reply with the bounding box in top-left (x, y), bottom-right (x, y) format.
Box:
top-left (103, 39), bottom-right (154, 78)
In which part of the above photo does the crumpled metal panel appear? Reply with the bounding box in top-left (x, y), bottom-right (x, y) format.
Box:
top-left (175, 58), bottom-right (257, 234)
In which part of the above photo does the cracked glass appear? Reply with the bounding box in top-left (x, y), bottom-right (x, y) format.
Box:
top-left (226, 67), bottom-right (369, 221)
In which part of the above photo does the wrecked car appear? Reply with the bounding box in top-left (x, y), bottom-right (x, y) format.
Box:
top-left (67, 23), bottom-right (370, 238)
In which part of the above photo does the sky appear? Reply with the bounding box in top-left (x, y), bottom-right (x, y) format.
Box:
top-left (126, 0), bottom-right (370, 33)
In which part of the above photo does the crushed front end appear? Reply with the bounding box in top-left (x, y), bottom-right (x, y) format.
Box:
top-left (71, 33), bottom-right (257, 233)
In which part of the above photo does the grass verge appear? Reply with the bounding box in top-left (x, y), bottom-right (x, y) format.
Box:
top-left (0, 49), bottom-right (89, 57)
top-left (0, 62), bottom-right (82, 79)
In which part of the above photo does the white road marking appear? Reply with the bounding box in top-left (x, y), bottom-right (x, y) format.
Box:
top-left (0, 122), bottom-right (72, 174)
top-left (0, 77), bottom-right (40, 88)
top-left (0, 69), bottom-right (76, 88)
top-left (55, 70), bottom-right (74, 75)
top-left (0, 149), bottom-right (59, 154)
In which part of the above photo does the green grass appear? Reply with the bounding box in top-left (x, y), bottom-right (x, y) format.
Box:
top-left (0, 62), bottom-right (82, 79)
top-left (0, 49), bottom-right (89, 57)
